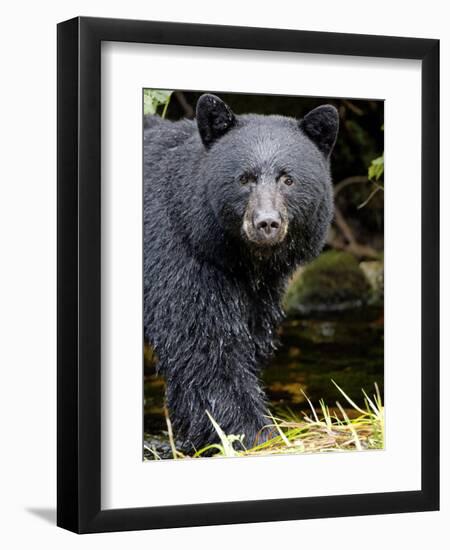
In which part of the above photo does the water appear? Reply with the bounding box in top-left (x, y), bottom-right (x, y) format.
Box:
top-left (143, 306), bottom-right (384, 438)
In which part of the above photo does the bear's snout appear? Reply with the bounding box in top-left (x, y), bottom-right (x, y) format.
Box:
top-left (242, 184), bottom-right (288, 247)
top-left (253, 209), bottom-right (282, 240)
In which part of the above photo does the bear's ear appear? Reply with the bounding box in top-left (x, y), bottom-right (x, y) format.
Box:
top-left (196, 94), bottom-right (236, 148)
top-left (299, 105), bottom-right (339, 158)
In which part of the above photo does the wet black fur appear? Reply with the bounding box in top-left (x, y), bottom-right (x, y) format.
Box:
top-left (143, 96), bottom-right (338, 452)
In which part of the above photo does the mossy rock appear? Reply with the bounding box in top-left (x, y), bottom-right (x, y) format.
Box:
top-left (283, 250), bottom-right (372, 315)
top-left (360, 260), bottom-right (384, 305)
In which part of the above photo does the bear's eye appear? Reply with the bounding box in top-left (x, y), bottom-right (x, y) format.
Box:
top-left (239, 173), bottom-right (256, 185)
top-left (280, 174), bottom-right (294, 186)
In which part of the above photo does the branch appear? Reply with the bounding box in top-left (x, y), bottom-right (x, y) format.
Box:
top-left (334, 176), bottom-right (369, 197)
top-left (331, 204), bottom-right (380, 260)
top-left (357, 186), bottom-right (383, 210)
top-left (342, 99), bottom-right (365, 116)
top-left (334, 204), bottom-right (357, 246)
top-left (174, 91), bottom-right (194, 118)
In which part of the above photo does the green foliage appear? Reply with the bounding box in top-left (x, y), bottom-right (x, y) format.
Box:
top-left (143, 89), bottom-right (173, 116)
top-left (283, 250), bottom-right (371, 313)
top-left (368, 153), bottom-right (384, 181)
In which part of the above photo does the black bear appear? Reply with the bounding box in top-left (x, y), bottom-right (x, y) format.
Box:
top-left (144, 94), bottom-right (338, 452)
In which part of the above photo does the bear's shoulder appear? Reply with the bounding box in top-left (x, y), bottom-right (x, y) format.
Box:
top-left (144, 116), bottom-right (197, 150)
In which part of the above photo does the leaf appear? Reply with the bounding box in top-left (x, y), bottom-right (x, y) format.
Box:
top-left (368, 154), bottom-right (384, 181)
top-left (143, 94), bottom-right (156, 115)
top-left (143, 89), bottom-right (173, 116)
top-left (151, 89), bottom-right (172, 104)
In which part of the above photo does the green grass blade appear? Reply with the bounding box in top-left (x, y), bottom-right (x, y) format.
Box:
top-left (331, 379), bottom-right (367, 415)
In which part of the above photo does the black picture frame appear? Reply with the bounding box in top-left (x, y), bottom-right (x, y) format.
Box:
top-left (57, 16), bottom-right (439, 533)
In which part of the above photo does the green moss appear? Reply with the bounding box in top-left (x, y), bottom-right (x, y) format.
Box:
top-left (284, 250), bottom-right (371, 314)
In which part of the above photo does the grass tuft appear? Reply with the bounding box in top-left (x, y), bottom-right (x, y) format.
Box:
top-left (144, 383), bottom-right (384, 460)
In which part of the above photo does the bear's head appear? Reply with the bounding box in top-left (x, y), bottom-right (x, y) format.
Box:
top-left (196, 94), bottom-right (338, 264)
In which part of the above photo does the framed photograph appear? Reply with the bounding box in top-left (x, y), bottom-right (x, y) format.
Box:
top-left (57, 17), bottom-right (439, 533)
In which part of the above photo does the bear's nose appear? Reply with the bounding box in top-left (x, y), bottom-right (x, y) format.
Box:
top-left (253, 210), bottom-right (282, 238)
